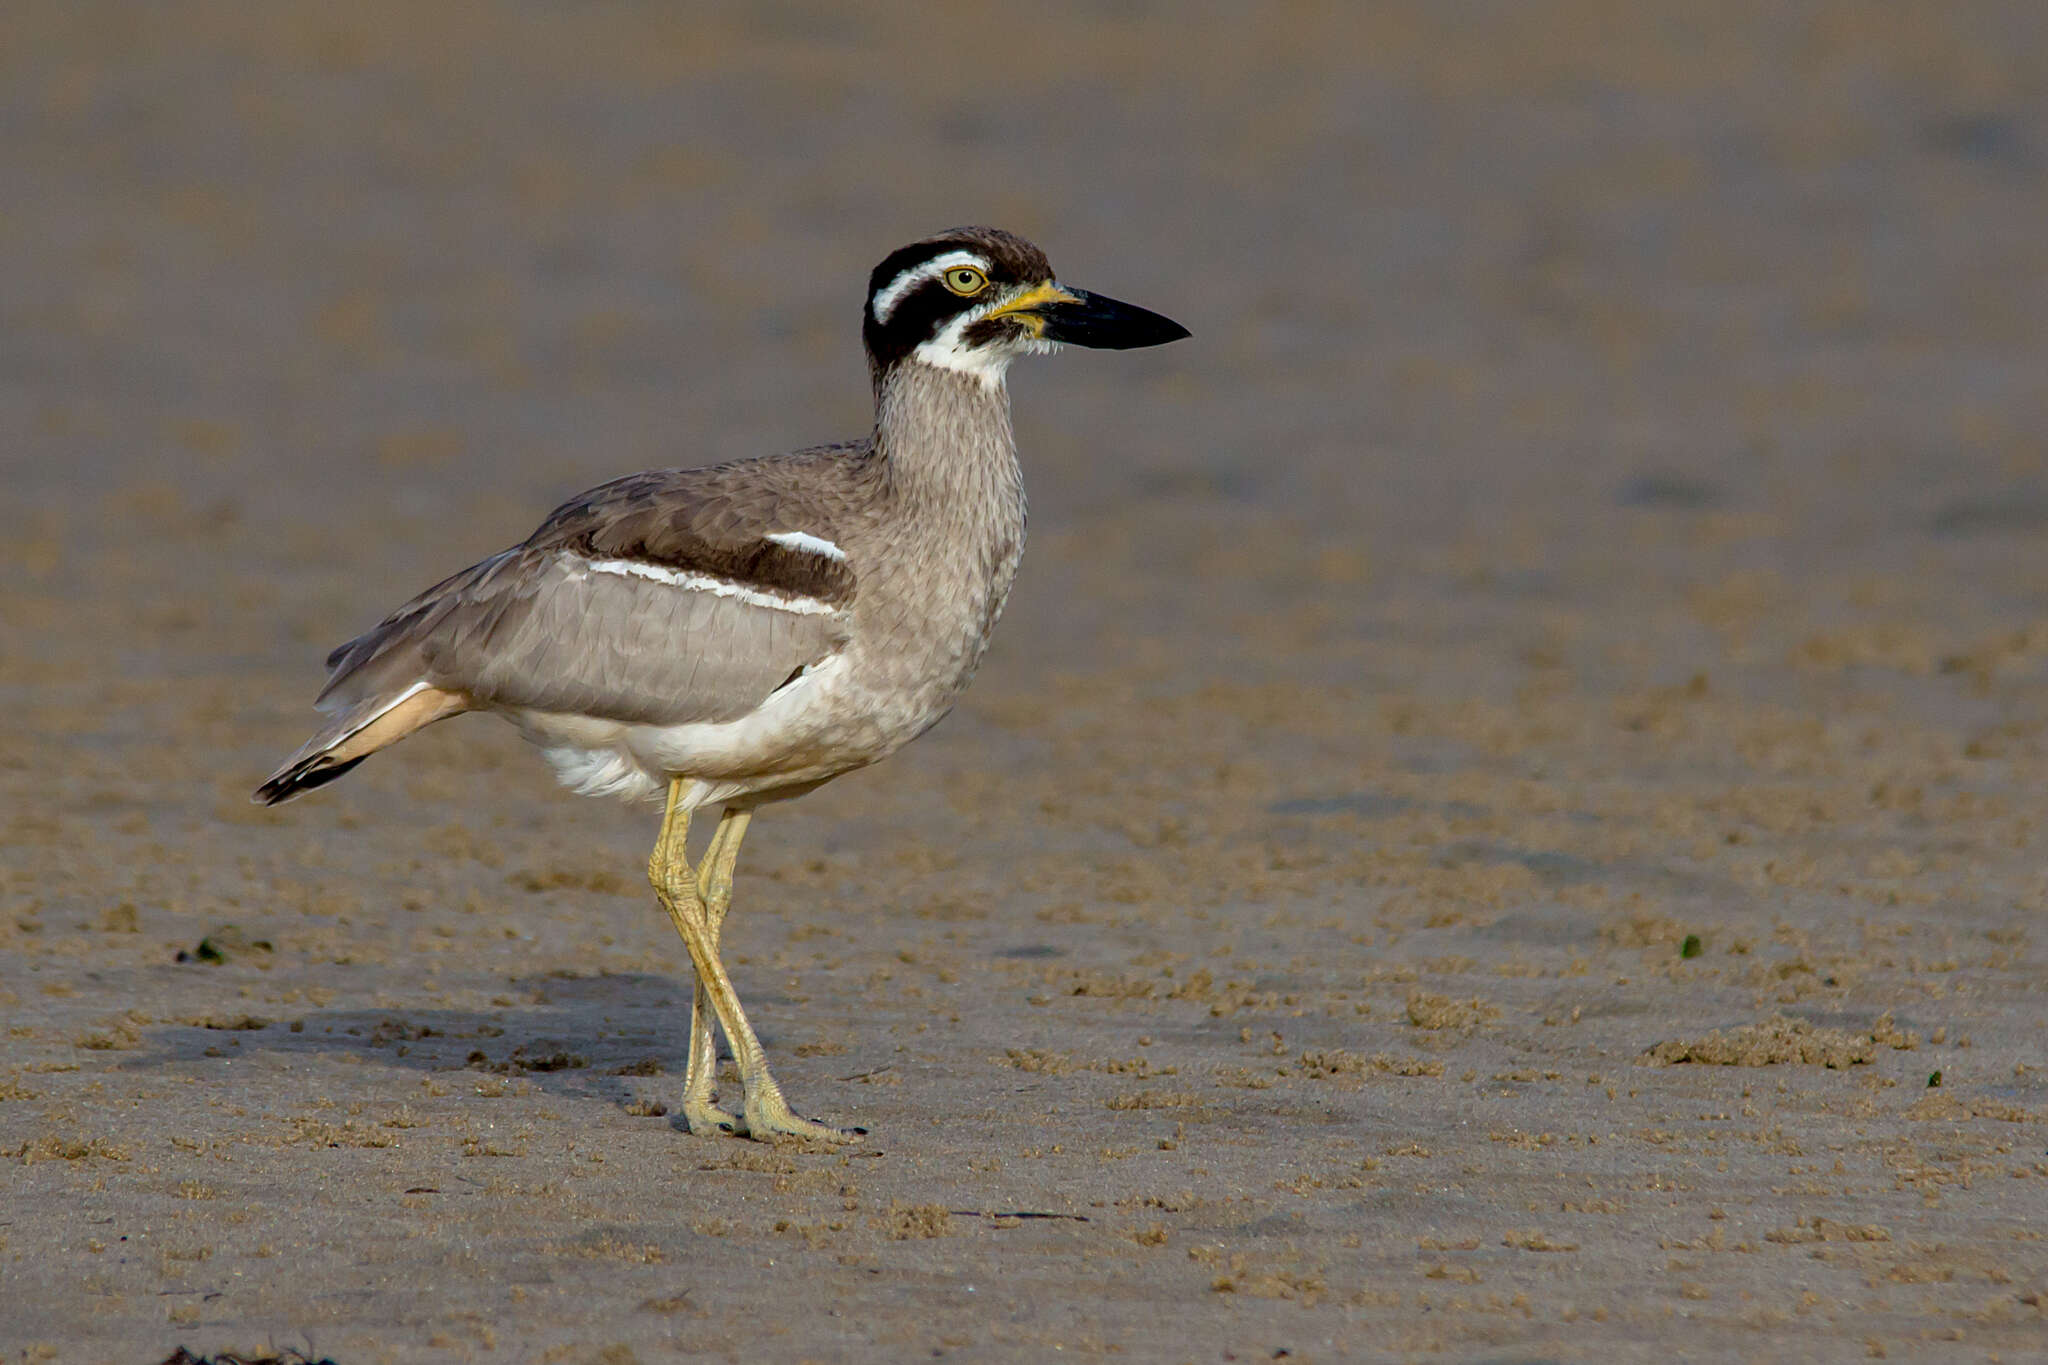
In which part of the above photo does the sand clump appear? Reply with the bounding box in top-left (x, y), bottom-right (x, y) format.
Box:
top-left (1639, 1012), bottom-right (1918, 1068)
top-left (1406, 991), bottom-right (1502, 1031)
top-left (881, 1203), bottom-right (953, 1240)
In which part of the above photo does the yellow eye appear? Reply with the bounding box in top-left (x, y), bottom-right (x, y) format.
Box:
top-left (943, 266), bottom-right (988, 295)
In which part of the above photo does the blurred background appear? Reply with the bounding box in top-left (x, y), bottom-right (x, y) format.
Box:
top-left (9, 3), bottom-right (2048, 746)
top-left (6, 3), bottom-right (2048, 1356)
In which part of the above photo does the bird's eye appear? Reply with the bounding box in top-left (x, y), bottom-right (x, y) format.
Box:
top-left (943, 266), bottom-right (988, 295)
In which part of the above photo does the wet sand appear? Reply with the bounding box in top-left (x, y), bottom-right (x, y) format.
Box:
top-left (4, 3), bottom-right (2047, 1360)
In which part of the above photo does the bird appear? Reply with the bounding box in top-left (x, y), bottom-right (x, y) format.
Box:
top-left (254, 227), bottom-right (1188, 1142)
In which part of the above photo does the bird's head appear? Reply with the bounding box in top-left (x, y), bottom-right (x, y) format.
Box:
top-left (863, 226), bottom-right (1189, 387)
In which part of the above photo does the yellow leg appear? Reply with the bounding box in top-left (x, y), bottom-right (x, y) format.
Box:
top-left (646, 782), bottom-right (733, 1134)
top-left (648, 780), bottom-right (857, 1144)
top-left (678, 806), bottom-right (750, 1134)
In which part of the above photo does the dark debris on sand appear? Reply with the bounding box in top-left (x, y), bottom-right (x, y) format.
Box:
top-left (160, 1350), bottom-right (340, 1365)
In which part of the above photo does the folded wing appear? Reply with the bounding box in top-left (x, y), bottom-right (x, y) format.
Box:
top-left (316, 459), bottom-right (860, 728)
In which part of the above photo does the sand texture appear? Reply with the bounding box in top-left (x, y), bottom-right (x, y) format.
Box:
top-left (4, 3), bottom-right (2048, 1361)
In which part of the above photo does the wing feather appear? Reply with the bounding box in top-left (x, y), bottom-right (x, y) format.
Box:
top-left (312, 450), bottom-right (869, 726)
top-left (439, 553), bottom-right (845, 724)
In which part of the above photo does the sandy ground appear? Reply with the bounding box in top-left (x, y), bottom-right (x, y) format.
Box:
top-left (5, 3), bottom-right (2048, 1361)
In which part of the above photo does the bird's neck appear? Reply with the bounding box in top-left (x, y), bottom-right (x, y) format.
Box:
top-left (859, 358), bottom-right (1029, 697)
top-left (871, 360), bottom-right (1024, 520)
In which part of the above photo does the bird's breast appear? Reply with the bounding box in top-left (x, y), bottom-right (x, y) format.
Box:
top-left (839, 522), bottom-right (1025, 746)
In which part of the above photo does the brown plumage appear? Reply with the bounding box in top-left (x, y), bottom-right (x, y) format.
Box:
top-left (257, 447), bottom-right (872, 807)
top-left (256, 227), bottom-right (1187, 1141)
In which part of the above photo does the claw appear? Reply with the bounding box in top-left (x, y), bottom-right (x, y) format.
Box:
top-left (742, 1090), bottom-right (862, 1144)
top-left (682, 1100), bottom-right (743, 1137)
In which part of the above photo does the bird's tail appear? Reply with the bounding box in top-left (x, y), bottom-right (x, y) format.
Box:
top-left (253, 683), bottom-right (469, 806)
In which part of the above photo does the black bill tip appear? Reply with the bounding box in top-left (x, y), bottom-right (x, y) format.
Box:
top-left (1036, 288), bottom-right (1190, 350)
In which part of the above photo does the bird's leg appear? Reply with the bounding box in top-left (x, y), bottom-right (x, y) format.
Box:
top-left (659, 803), bottom-right (858, 1144)
top-left (674, 806), bottom-right (751, 1135)
top-left (694, 806), bottom-right (750, 947)
top-left (646, 777), bottom-right (694, 896)
top-left (647, 781), bottom-right (738, 1135)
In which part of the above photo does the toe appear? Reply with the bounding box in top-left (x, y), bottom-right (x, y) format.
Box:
top-left (743, 1100), bottom-right (862, 1145)
top-left (682, 1102), bottom-right (742, 1137)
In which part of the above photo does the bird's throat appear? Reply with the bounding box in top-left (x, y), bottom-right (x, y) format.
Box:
top-left (873, 360), bottom-right (1025, 519)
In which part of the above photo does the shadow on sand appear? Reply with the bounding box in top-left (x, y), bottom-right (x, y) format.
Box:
top-left (112, 970), bottom-right (815, 1131)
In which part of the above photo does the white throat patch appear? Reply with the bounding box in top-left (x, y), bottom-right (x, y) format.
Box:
top-left (908, 302), bottom-right (1060, 389)
top-left (910, 308), bottom-right (1014, 386)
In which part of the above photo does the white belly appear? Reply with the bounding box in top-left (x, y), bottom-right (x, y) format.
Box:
top-left (506, 651), bottom-right (898, 808)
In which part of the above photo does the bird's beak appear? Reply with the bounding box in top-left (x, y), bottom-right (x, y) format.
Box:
top-left (990, 282), bottom-right (1191, 350)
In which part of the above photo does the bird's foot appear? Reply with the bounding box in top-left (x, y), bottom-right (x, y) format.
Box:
top-left (681, 1097), bottom-right (743, 1137)
top-left (739, 1090), bottom-right (865, 1145)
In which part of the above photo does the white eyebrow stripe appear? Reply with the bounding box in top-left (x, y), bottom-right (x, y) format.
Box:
top-left (579, 556), bottom-right (842, 616)
top-left (764, 530), bottom-right (847, 562)
top-left (869, 251), bottom-right (991, 324)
